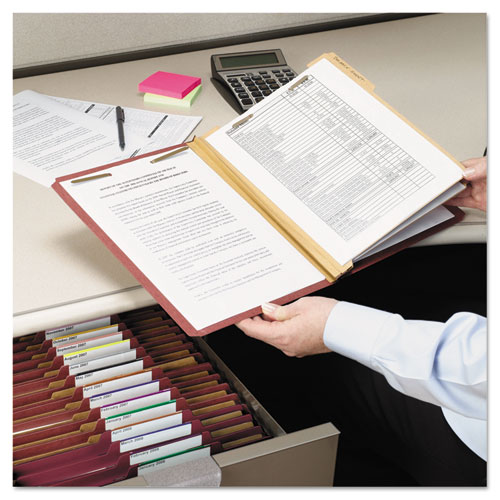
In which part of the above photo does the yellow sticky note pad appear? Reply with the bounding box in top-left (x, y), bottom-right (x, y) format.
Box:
top-left (144, 85), bottom-right (202, 109)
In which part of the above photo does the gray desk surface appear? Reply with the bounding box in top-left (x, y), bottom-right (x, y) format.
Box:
top-left (13, 13), bottom-right (487, 336)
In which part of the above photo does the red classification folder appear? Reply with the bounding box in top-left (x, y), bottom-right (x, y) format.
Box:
top-left (12, 301), bottom-right (270, 487)
top-left (13, 330), bottom-right (190, 395)
top-left (13, 317), bottom-right (177, 368)
top-left (14, 347), bottom-right (169, 397)
top-left (13, 380), bottom-right (225, 448)
top-left (51, 142), bottom-right (332, 337)
top-left (13, 360), bottom-right (220, 432)
top-left (14, 370), bottom-right (211, 436)
top-left (13, 350), bottom-right (163, 397)
top-left (13, 328), bottom-right (134, 369)
top-left (13, 367), bottom-right (171, 428)
top-left (13, 337), bottom-right (143, 383)
top-left (14, 407), bottom-right (254, 463)
top-left (14, 396), bottom-right (249, 474)
top-left (13, 337), bottom-right (200, 391)
top-left (53, 425), bottom-right (266, 487)
top-left (13, 377), bottom-right (232, 437)
top-left (52, 53), bottom-right (467, 338)
top-left (16, 424), bottom-right (264, 486)
top-left (13, 306), bottom-right (166, 352)
top-left (14, 393), bottom-right (245, 484)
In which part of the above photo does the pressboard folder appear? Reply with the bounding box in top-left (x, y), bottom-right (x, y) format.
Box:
top-left (52, 53), bottom-right (465, 337)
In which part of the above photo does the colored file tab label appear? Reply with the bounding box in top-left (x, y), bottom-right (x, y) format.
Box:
top-left (101, 389), bottom-right (177, 418)
top-left (55, 332), bottom-right (124, 356)
top-left (74, 359), bottom-right (144, 387)
top-left (130, 434), bottom-right (203, 466)
top-left (88, 376), bottom-right (158, 407)
top-left (138, 71), bottom-right (201, 99)
top-left (111, 411), bottom-right (184, 442)
top-left (63, 339), bottom-right (131, 365)
top-left (45, 316), bottom-right (112, 340)
top-left (105, 400), bottom-right (178, 430)
top-left (137, 445), bottom-right (210, 474)
top-left (52, 324), bottom-right (121, 346)
top-left (120, 422), bottom-right (193, 452)
top-left (69, 349), bottom-right (138, 376)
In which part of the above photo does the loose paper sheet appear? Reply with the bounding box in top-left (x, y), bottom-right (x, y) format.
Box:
top-left (50, 95), bottom-right (202, 156)
top-left (14, 90), bottom-right (201, 187)
top-left (14, 90), bottom-right (143, 187)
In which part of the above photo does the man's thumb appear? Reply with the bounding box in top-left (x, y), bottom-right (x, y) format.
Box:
top-left (261, 302), bottom-right (293, 321)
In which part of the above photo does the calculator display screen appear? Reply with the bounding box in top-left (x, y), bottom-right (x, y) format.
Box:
top-left (219, 52), bottom-right (279, 69)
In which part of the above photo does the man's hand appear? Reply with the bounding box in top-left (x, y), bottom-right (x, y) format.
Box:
top-left (446, 156), bottom-right (487, 212)
top-left (236, 297), bottom-right (338, 357)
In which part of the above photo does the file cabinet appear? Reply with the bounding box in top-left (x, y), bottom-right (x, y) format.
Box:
top-left (13, 305), bottom-right (339, 487)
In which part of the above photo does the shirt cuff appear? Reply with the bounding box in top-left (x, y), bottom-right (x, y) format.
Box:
top-left (323, 301), bottom-right (394, 369)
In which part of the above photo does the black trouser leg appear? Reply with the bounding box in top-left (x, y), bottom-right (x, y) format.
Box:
top-left (305, 352), bottom-right (487, 486)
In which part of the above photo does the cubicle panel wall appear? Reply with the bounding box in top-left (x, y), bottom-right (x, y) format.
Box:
top-left (13, 13), bottom-right (425, 77)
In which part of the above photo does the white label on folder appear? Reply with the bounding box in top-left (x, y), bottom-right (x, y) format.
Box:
top-left (45, 316), bottom-right (112, 340)
top-left (130, 434), bottom-right (202, 466)
top-left (111, 412), bottom-right (183, 442)
top-left (120, 422), bottom-right (192, 453)
top-left (100, 390), bottom-right (175, 419)
top-left (56, 332), bottom-right (124, 356)
top-left (137, 446), bottom-right (210, 475)
top-left (63, 339), bottom-right (131, 365)
top-left (52, 325), bottom-right (120, 346)
top-left (105, 401), bottom-right (178, 430)
top-left (74, 359), bottom-right (144, 387)
top-left (90, 378), bottom-right (158, 409)
top-left (84, 371), bottom-right (153, 400)
top-left (68, 349), bottom-right (138, 376)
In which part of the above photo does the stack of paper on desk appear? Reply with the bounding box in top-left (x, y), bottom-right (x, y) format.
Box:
top-left (53, 52), bottom-right (465, 336)
top-left (13, 90), bottom-right (202, 187)
top-left (13, 305), bottom-right (267, 487)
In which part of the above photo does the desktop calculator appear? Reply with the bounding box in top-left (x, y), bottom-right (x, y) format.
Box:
top-left (211, 49), bottom-right (297, 112)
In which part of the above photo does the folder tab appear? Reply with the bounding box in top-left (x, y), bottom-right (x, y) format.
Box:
top-left (308, 52), bottom-right (375, 92)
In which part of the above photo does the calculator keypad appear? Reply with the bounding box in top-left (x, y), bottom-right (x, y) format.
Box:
top-left (222, 66), bottom-right (297, 110)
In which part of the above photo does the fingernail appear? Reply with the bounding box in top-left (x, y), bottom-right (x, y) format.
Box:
top-left (464, 167), bottom-right (475, 178)
top-left (261, 303), bottom-right (278, 314)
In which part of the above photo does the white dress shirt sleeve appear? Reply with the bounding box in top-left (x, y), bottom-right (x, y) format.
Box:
top-left (323, 301), bottom-right (487, 421)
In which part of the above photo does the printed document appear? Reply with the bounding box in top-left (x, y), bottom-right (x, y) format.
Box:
top-left (14, 90), bottom-right (201, 187)
top-left (207, 57), bottom-right (464, 265)
top-left (14, 90), bottom-right (144, 187)
top-left (50, 96), bottom-right (202, 156)
top-left (61, 149), bottom-right (324, 330)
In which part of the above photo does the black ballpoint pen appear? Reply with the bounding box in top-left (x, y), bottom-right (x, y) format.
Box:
top-left (116, 106), bottom-right (126, 150)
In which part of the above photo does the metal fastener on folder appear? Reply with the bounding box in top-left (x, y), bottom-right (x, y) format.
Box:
top-left (150, 146), bottom-right (189, 164)
top-left (71, 173), bottom-right (112, 184)
top-left (232, 114), bottom-right (253, 129)
top-left (289, 75), bottom-right (309, 91)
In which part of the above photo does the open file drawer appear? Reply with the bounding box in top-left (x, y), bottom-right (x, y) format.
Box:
top-left (13, 305), bottom-right (339, 487)
top-left (111, 336), bottom-right (339, 487)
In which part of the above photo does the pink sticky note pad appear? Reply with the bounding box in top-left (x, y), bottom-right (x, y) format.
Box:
top-left (138, 71), bottom-right (201, 99)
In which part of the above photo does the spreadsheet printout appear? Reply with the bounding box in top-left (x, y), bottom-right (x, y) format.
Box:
top-left (207, 57), bottom-right (464, 265)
